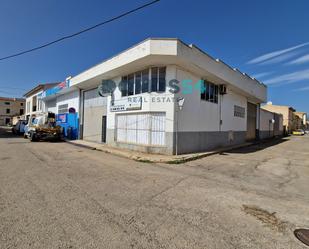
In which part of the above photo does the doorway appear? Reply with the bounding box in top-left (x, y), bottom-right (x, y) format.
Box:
top-left (5, 118), bottom-right (10, 125)
top-left (101, 115), bottom-right (107, 143)
top-left (246, 102), bottom-right (257, 140)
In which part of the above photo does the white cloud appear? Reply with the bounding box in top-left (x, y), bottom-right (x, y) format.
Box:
top-left (252, 72), bottom-right (273, 79)
top-left (247, 42), bottom-right (309, 64)
top-left (264, 69), bottom-right (309, 85)
top-left (294, 86), bottom-right (309, 91)
top-left (260, 51), bottom-right (300, 65)
top-left (287, 54), bottom-right (309, 65)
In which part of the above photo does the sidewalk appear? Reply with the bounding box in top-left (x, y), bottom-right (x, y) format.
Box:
top-left (65, 139), bottom-right (253, 164)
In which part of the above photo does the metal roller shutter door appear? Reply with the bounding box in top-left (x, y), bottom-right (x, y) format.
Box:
top-left (83, 89), bottom-right (107, 142)
top-left (246, 102), bottom-right (257, 140)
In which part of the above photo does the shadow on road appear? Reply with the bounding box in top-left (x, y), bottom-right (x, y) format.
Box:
top-left (222, 137), bottom-right (289, 155)
top-left (0, 126), bottom-right (21, 139)
top-left (0, 127), bottom-right (65, 143)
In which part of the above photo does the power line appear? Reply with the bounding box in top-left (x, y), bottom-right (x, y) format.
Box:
top-left (0, 86), bottom-right (27, 90)
top-left (0, 90), bottom-right (17, 95)
top-left (0, 0), bottom-right (160, 62)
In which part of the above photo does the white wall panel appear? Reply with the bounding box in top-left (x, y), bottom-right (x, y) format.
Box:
top-left (116, 113), bottom-right (165, 146)
top-left (56, 90), bottom-right (80, 113)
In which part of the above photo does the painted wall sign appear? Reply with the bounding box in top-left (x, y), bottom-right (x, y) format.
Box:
top-left (57, 114), bottom-right (67, 123)
top-left (110, 97), bottom-right (142, 112)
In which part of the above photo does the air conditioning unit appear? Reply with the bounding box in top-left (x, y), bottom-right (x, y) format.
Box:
top-left (219, 85), bottom-right (227, 95)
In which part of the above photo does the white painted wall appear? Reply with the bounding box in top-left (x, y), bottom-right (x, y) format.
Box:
top-left (70, 38), bottom-right (267, 103)
top-left (260, 109), bottom-right (274, 131)
top-left (176, 41), bottom-right (267, 102)
top-left (106, 65), bottom-right (176, 134)
top-left (221, 90), bottom-right (247, 132)
top-left (44, 90), bottom-right (80, 115)
top-left (56, 90), bottom-right (80, 114)
top-left (175, 67), bottom-right (247, 132)
top-left (25, 90), bottom-right (44, 116)
top-left (175, 68), bottom-right (219, 132)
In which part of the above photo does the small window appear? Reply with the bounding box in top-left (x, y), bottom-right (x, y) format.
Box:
top-left (20, 103), bottom-right (24, 106)
top-left (205, 82), bottom-right (210, 101)
top-left (209, 83), bottom-right (214, 102)
top-left (121, 76), bottom-right (128, 97)
top-left (58, 104), bottom-right (68, 114)
top-left (214, 85), bottom-right (218, 103)
top-left (6, 108), bottom-right (10, 114)
top-left (201, 80), bottom-right (218, 104)
top-left (158, 67), bottom-right (166, 92)
top-left (128, 74), bottom-right (134, 96)
top-left (142, 69), bottom-right (149, 93)
top-left (151, 67), bottom-right (158, 92)
top-left (234, 105), bottom-right (245, 118)
top-left (4, 102), bottom-right (10, 105)
top-left (121, 67), bottom-right (166, 96)
top-left (135, 72), bottom-right (142, 94)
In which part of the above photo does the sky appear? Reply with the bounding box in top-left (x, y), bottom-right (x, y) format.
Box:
top-left (0, 0), bottom-right (308, 113)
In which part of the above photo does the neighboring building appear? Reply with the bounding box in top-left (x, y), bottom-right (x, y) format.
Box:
top-left (259, 108), bottom-right (283, 139)
top-left (0, 97), bottom-right (25, 126)
top-left (63, 38), bottom-right (267, 155)
top-left (24, 83), bottom-right (59, 120)
top-left (262, 103), bottom-right (295, 134)
top-left (42, 78), bottom-right (80, 139)
top-left (294, 112), bottom-right (307, 130)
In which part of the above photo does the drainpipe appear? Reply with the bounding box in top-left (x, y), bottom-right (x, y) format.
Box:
top-left (219, 93), bottom-right (222, 132)
top-left (175, 107), bottom-right (179, 156)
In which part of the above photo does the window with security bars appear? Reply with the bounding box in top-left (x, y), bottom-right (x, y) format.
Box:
top-left (116, 113), bottom-right (165, 146)
top-left (234, 105), bottom-right (245, 118)
top-left (201, 80), bottom-right (219, 104)
top-left (58, 104), bottom-right (68, 114)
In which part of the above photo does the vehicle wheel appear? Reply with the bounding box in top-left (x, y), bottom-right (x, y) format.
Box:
top-left (29, 132), bottom-right (37, 142)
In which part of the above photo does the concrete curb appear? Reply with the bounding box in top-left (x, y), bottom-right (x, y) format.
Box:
top-left (64, 139), bottom-right (258, 164)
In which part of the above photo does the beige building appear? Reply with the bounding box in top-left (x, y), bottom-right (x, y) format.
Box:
top-left (294, 112), bottom-right (307, 130)
top-left (0, 97), bottom-right (25, 126)
top-left (261, 103), bottom-right (295, 134)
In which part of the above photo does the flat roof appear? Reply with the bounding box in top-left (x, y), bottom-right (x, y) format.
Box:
top-left (23, 83), bottom-right (60, 97)
top-left (71, 37), bottom-right (266, 87)
top-left (262, 104), bottom-right (296, 112)
top-left (0, 96), bottom-right (25, 102)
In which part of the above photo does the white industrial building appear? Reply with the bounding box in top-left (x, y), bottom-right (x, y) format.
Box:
top-left (24, 83), bottom-right (59, 120)
top-left (60, 38), bottom-right (268, 155)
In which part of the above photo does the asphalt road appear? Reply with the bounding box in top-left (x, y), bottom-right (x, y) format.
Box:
top-left (0, 126), bottom-right (309, 249)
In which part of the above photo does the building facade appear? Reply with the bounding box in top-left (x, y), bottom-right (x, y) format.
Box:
top-left (24, 83), bottom-right (59, 120)
top-left (259, 108), bottom-right (283, 139)
top-left (0, 97), bottom-right (25, 126)
top-left (42, 79), bottom-right (80, 139)
top-left (294, 112), bottom-right (307, 130)
top-left (60, 38), bottom-right (267, 155)
top-left (262, 103), bottom-right (296, 134)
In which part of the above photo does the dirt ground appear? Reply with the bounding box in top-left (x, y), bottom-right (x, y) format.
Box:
top-left (0, 127), bottom-right (308, 249)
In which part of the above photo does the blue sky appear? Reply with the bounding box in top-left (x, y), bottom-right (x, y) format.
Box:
top-left (0, 0), bottom-right (308, 113)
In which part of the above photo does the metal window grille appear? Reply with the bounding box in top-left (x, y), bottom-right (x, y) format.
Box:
top-left (116, 113), bottom-right (165, 146)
